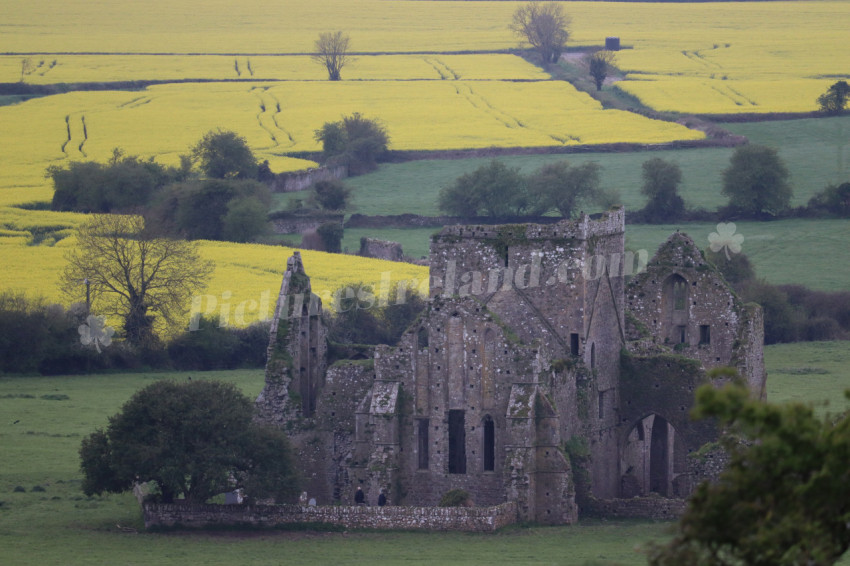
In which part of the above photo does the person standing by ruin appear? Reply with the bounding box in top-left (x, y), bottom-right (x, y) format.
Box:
top-left (355, 486), bottom-right (365, 506)
top-left (378, 490), bottom-right (387, 507)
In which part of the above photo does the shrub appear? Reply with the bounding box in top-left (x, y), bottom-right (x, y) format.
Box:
top-left (807, 182), bottom-right (850, 218)
top-left (167, 317), bottom-right (269, 370)
top-left (147, 179), bottom-right (271, 242)
top-left (49, 150), bottom-right (186, 213)
top-left (314, 113), bottom-right (389, 176)
top-left (316, 222), bottom-right (344, 253)
top-left (309, 179), bottom-right (350, 211)
top-left (191, 129), bottom-right (258, 180)
top-left (439, 488), bottom-right (472, 507)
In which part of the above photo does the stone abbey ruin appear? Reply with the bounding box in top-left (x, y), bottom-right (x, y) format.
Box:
top-left (256, 207), bottom-right (765, 524)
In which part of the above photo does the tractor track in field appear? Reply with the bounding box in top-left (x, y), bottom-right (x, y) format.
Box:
top-left (251, 87), bottom-right (295, 149)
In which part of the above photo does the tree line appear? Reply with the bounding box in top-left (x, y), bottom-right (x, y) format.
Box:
top-left (438, 145), bottom-right (850, 222)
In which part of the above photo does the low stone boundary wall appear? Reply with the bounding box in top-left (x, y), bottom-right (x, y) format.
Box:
top-left (271, 164), bottom-right (347, 193)
top-left (584, 496), bottom-right (686, 520)
top-left (143, 501), bottom-right (518, 532)
top-left (270, 214), bottom-right (344, 235)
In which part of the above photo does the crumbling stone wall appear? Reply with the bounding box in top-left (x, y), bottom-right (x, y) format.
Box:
top-left (257, 209), bottom-right (765, 526)
top-left (143, 501), bottom-right (518, 532)
top-left (359, 238), bottom-right (404, 262)
top-left (625, 232), bottom-right (766, 396)
top-left (583, 496), bottom-right (686, 520)
top-left (270, 164), bottom-right (347, 193)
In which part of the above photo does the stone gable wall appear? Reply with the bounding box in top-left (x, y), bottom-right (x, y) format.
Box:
top-left (143, 501), bottom-right (517, 532)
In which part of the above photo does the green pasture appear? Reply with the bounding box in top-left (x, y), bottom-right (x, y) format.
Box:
top-left (1, 342), bottom-right (849, 565)
top-left (626, 218), bottom-right (850, 292)
top-left (276, 116), bottom-right (850, 290)
top-left (329, 219), bottom-right (849, 292)
top-left (333, 116), bottom-right (850, 218)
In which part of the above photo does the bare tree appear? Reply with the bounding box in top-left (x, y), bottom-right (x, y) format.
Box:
top-left (588, 50), bottom-right (616, 91)
top-left (313, 31), bottom-right (353, 81)
top-left (510, 2), bottom-right (570, 65)
top-left (20, 58), bottom-right (34, 83)
top-left (62, 214), bottom-right (214, 346)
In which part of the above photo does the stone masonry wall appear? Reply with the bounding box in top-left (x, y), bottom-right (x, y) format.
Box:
top-left (271, 164), bottom-right (348, 193)
top-left (583, 496), bottom-right (686, 520)
top-left (143, 501), bottom-right (517, 532)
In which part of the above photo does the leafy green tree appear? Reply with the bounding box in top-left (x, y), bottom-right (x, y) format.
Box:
top-left (510, 1), bottom-right (570, 65)
top-left (222, 196), bottom-right (269, 243)
top-left (80, 380), bottom-right (299, 503)
top-left (808, 182), bottom-right (850, 217)
top-left (312, 31), bottom-right (352, 81)
top-left (722, 145), bottom-right (792, 218)
top-left (192, 129), bottom-right (258, 180)
top-left (62, 214), bottom-right (214, 346)
top-left (704, 248), bottom-right (755, 287)
top-left (640, 157), bottom-right (686, 223)
top-left (314, 113), bottom-right (389, 175)
top-left (148, 179), bottom-right (270, 242)
top-left (438, 160), bottom-right (529, 217)
top-left (649, 382), bottom-right (850, 566)
top-left (49, 149), bottom-right (187, 213)
top-left (309, 179), bottom-right (350, 211)
top-left (527, 160), bottom-right (602, 218)
top-left (316, 221), bottom-right (344, 253)
top-left (817, 80), bottom-right (850, 114)
top-left (326, 281), bottom-right (426, 347)
top-left (588, 50), bottom-right (616, 91)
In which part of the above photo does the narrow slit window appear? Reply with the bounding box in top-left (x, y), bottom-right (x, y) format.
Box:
top-left (448, 410), bottom-right (466, 474)
top-left (483, 415), bottom-right (495, 472)
top-left (699, 325), bottom-right (711, 345)
top-left (417, 419), bottom-right (429, 470)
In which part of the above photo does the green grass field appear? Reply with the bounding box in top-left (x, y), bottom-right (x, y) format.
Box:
top-left (1, 342), bottom-right (849, 566)
top-left (326, 220), bottom-right (850, 293)
top-left (291, 116), bottom-right (850, 290)
top-left (334, 116), bottom-right (850, 218)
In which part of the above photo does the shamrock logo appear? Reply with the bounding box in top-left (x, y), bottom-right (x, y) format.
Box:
top-left (78, 315), bottom-right (115, 353)
top-left (708, 223), bottom-right (744, 260)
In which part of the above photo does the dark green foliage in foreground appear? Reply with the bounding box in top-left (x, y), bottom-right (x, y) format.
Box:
top-left (649, 383), bottom-right (850, 566)
top-left (80, 380), bottom-right (298, 504)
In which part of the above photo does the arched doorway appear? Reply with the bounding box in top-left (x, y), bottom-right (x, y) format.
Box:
top-left (620, 414), bottom-right (676, 497)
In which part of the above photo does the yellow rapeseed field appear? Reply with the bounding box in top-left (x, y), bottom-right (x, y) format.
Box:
top-left (2, 0), bottom-right (848, 322)
top-left (0, 54), bottom-right (550, 84)
top-left (0, 232), bottom-right (428, 329)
